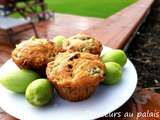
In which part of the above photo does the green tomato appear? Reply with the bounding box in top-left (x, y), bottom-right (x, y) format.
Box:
top-left (0, 69), bottom-right (40, 93)
top-left (103, 62), bottom-right (122, 85)
top-left (25, 79), bottom-right (53, 106)
top-left (53, 35), bottom-right (65, 47)
top-left (101, 49), bottom-right (127, 67)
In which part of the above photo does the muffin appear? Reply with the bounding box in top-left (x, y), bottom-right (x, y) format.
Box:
top-left (12, 37), bottom-right (64, 75)
top-left (63, 33), bottom-right (102, 55)
top-left (46, 52), bottom-right (105, 101)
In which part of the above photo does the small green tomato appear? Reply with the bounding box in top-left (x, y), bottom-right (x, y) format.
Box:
top-left (53, 35), bottom-right (65, 47)
top-left (25, 79), bottom-right (53, 106)
top-left (0, 69), bottom-right (40, 93)
top-left (101, 49), bottom-right (127, 67)
top-left (103, 62), bottom-right (122, 85)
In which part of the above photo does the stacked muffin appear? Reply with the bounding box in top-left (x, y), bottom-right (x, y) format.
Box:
top-left (63, 33), bottom-right (102, 55)
top-left (12, 34), bottom-right (105, 102)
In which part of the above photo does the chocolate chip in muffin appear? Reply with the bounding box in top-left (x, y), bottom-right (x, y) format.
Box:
top-left (46, 52), bottom-right (105, 101)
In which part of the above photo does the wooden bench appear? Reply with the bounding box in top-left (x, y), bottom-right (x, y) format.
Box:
top-left (0, 16), bottom-right (38, 47)
top-left (83, 0), bottom-right (154, 49)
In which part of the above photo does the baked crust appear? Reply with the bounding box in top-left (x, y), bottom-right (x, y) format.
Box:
top-left (63, 33), bottom-right (102, 55)
top-left (46, 52), bottom-right (105, 101)
top-left (12, 37), bottom-right (64, 74)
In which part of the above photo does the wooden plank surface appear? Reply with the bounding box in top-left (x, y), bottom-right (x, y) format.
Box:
top-left (8, 13), bottom-right (103, 44)
top-left (83, 0), bottom-right (154, 49)
top-left (0, 0), bottom-right (154, 119)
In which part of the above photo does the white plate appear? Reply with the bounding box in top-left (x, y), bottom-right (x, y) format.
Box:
top-left (0, 46), bottom-right (137, 120)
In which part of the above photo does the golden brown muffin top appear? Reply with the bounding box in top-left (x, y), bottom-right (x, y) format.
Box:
top-left (63, 34), bottom-right (102, 55)
top-left (12, 37), bottom-right (64, 69)
top-left (46, 52), bottom-right (105, 87)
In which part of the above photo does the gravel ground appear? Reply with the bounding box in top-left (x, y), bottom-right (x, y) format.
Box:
top-left (127, 0), bottom-right (160, 90)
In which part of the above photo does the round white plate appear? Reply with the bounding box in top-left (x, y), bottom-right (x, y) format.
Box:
top-left (0, 46), bottom-right (137, 120)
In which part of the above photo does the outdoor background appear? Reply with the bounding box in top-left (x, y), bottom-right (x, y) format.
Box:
top-left (45, 0), bottom-right (136, 18)
top-left (14, 0), bottom-right (136, 18)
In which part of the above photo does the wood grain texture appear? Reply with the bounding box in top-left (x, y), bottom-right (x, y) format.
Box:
top-left (8, 13), bottom-right (103, 44)
top-left (0, 0), bottom-right (155, 119)
top-left (83, 0), bottom-right (154, 49)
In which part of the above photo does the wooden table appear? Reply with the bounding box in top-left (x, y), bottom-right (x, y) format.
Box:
top-left (1, 0), bottom-right (158, 120)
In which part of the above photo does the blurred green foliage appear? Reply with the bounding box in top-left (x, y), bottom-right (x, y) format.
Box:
top-left (45, 0), bottom-right (136, 18)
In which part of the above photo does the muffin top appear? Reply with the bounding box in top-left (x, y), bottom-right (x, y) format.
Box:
top-left (46, 52), bottom-right (105, 87)
top-left (12, 37), bottom-right (64, 70)
top-left (63, 34), bottom-right (102, 55)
